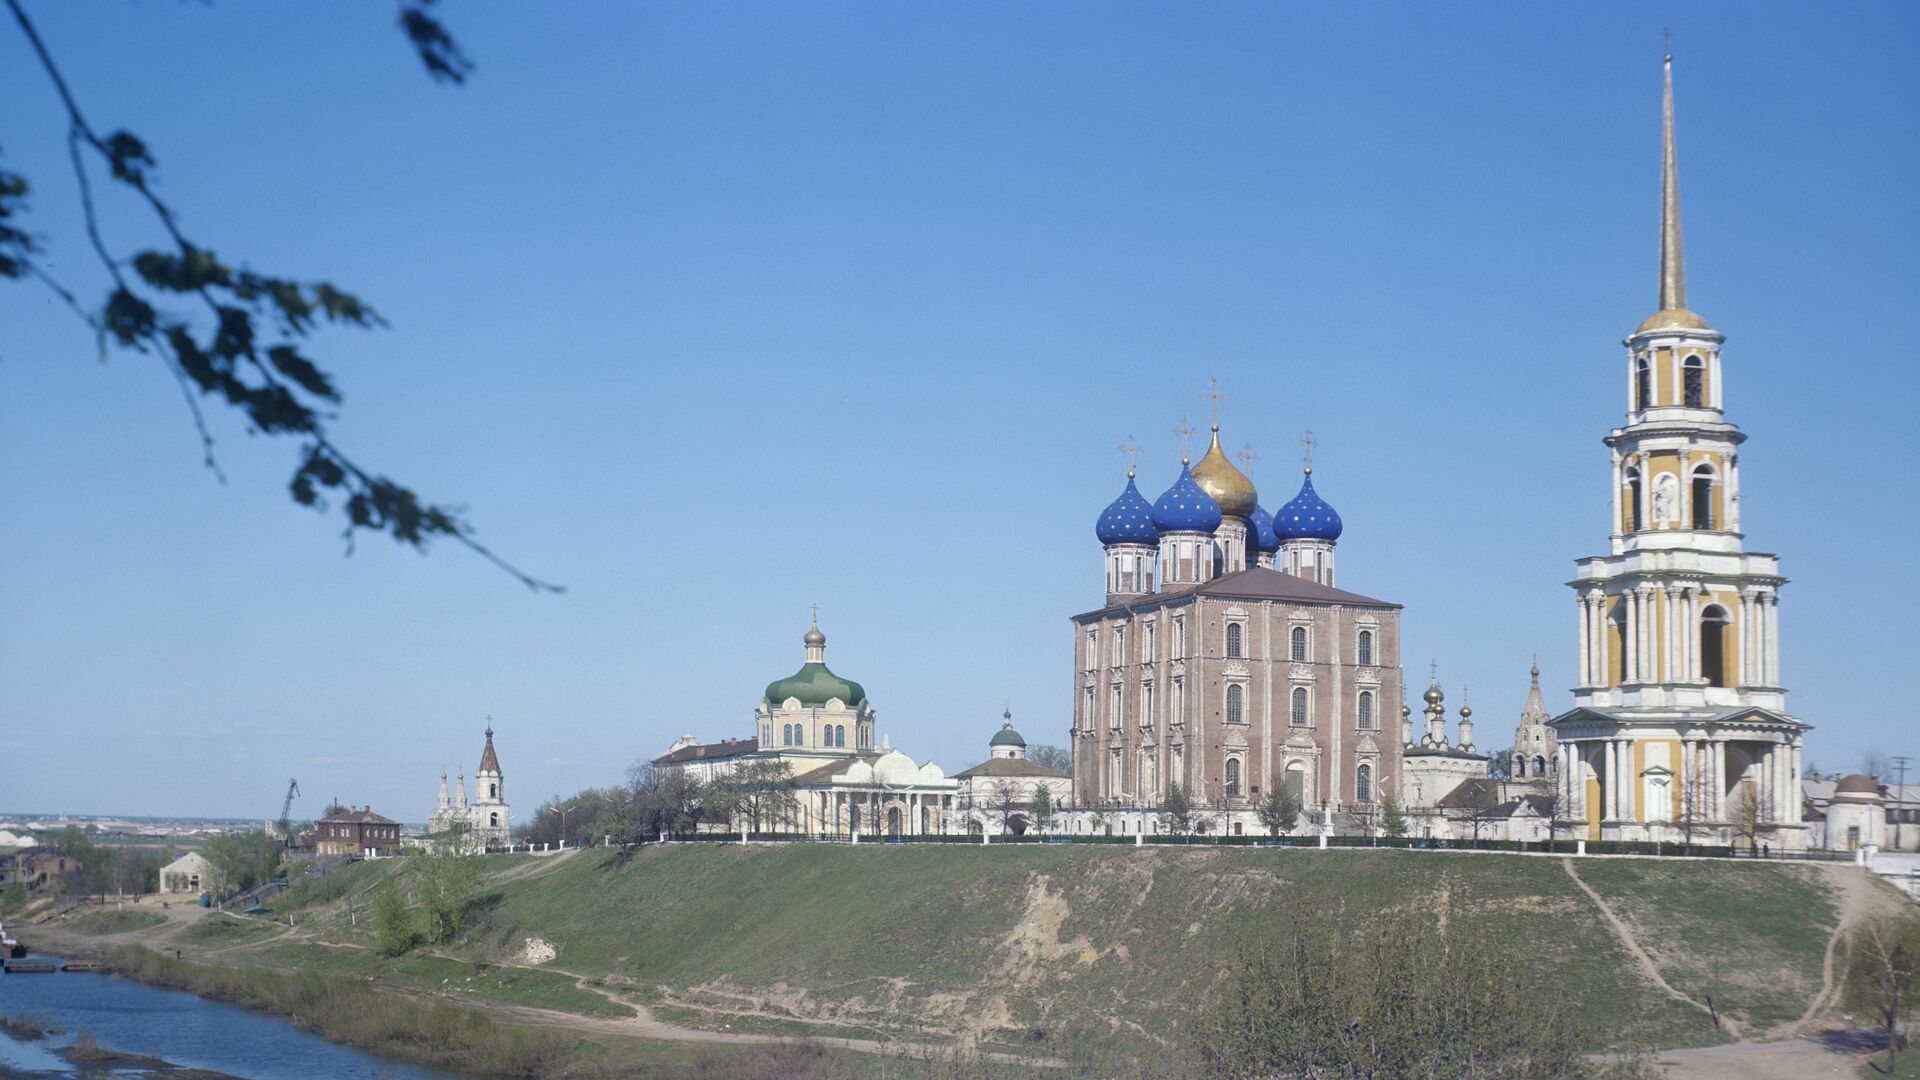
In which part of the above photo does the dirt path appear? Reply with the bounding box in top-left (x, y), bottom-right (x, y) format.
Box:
top-left (1767, 865), bottom-right (1888, 1040)
top-left (1560, 858), bottom-right (1744, 1039)
top-left (1653, 1028), bottom-right (1889, 1079)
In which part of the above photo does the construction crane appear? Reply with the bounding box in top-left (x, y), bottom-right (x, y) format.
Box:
top-left (276, 779), bottom-right (301, 845)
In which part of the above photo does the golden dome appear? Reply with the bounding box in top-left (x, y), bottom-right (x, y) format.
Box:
top-left (1634, 307), bottom-right (1712, 334)
top-left (1188, 426), bottom-right (1258, 519)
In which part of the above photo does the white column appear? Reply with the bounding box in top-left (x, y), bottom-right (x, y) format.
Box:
top-left (1610, 452), bottom-right (1624, 535)
top-left (1576, 597), bottom-right (1591, 686)
top-left (1638, 589), bottom-right (1654, 682)
top-left (1725, 454), bottom-right (1741, 531)
top-left (1623, 593), bottom-right (1639, 684)
top-left (1682, 589), bottom-right (1697, 682)
top-left (1789, 742), bottom-right (1803, 824)
top-left (1765, 595), bottom-right (1782, 687)
top-left (1664, 586), bottom-right (1680, 685)
top-left (1712, 741), bottom-right (1727, 821)
top-left (1620, 739), bottom-right (1636, 822)
top-left (1602, 740), bottom-right (1617, 820)
top-left (1737, 594), bottom-right (1752, 686)
top-left (1711, 351), bottom-right (1725, 410)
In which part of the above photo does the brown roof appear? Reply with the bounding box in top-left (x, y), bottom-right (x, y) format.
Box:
top-left (1077, 567), bottom-right (1397, 620)
top-left (791, 757), bottom-right (866, 785)
top-left (1436, 778), bottom-right (1503, 809)
top-left (953, 758), bottom-right (1069, 781)
top-left (653, 737), bottom-right (759, 766)
top-left (1835, 774), bottom-right (1883, 796)
top-left (320, 809), bottom-right (398, 825)
top-left (479, 726), bottom-right (502, 774)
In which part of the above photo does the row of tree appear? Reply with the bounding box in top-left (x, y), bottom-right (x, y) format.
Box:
top-left (519, 759), bottom-right (807, 848)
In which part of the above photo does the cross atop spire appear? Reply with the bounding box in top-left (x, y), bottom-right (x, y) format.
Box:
top-left (1298, 429), bottom-right (1319, 472)
top-left (809, 602), bottom-right (819, 627)
top-left (1237, 441), bottom-right (1260, 471)
top-left (1172, 417), bottom-right (1198, 462)
top-left (1119, 434), bottom-right (1141, 477)
top-left (1198, 376), bottom-right (1229, 427)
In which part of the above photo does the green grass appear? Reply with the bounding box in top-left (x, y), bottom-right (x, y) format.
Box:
top-left (257, 941), bottom-right (634, 1018)
top-left (65, 908), bottom-right (167, 935)
top-left (178, 912), bottom-right (289, 947)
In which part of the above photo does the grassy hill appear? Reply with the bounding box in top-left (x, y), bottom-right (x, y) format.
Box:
top-left (263, 843), bottom-right (1897, 1061)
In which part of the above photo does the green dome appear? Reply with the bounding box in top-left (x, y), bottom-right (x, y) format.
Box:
top-left (989, 722), bottom-right (1026, 748)
top-left (765, 663), bottom-right (866, 709)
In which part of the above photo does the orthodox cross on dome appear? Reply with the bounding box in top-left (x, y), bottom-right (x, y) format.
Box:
top-left (1172, 417), bottom-right (1198, 462)
top-left (484, 713), bottom-right (493, 737)
top-left (1298, 429), bottom-right (1319, 471)
top-left (1429, 659), bottom-right (1437, 682)
top-left (1118, 434), bottom-right (1141, 475)
top-left (1238, 441), bottom-right (1260, 471)
top-left (809, 602), bottom-right (819, 626)
top-left (1198, 376), bottom-right (1229, 427)
top-left (1660, 26), bottom-right (1673, 59)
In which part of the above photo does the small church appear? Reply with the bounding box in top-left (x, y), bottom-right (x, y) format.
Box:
top-left (428, 724), bottom-right (512, 851)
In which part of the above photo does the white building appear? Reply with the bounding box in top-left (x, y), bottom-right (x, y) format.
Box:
top-left (953, 712), bottom-right (1072, 835)
top-left (428, 724), bottom-right (513, 850)
top-left (1549, 53), bottom-right (1808, 849)
top-left (159, 851), bottom-right (212, 895)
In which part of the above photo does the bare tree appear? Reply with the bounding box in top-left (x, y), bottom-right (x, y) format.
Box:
top-left (1843, 917), bottom-right (1919, 1072)
top-left (1450, 782), bottom-right (1501, 847)
top-left (1729, 784), bottom-right (1763, 854)
top-left (1674, 754), bottom-right (1708, 852)
top-left (1863, 751), bottom-right (1893, 782)
top-left (987, 779), bottom-right (1026, 836)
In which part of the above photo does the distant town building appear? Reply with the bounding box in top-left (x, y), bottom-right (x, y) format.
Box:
top-left (316, 807), bottom-right (401, 858)
top-left (1399, 677), bottom-right (1489, 819)
top-left (159, 851), bottom-right (213, 894)
top-left (0, 847), bottom-right (77, 892)
top-left (428, 724), bottom-right (513, 850)
top-left (1510, 662), bottom-right (1558, 782)
top-left (1801, 775), bottom-right (1919, 853)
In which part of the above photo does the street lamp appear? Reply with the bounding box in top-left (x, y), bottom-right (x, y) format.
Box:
top-left (559, 804), bottom-right (575, 848)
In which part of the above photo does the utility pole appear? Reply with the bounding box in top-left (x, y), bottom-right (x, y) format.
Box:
top-left (1892, 755), bottom-right (1912, 851)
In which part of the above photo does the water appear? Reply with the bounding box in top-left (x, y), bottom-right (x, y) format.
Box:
top-left (0, 959), bottom-right (464, 1079)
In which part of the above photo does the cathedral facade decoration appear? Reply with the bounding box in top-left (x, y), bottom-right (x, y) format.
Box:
top-left (1076, 423), bottom-right (1405, 814)
top-left (428, 724), bottom-right (513, 851)
top-left (1548, 52), bottom-right (1808, 847)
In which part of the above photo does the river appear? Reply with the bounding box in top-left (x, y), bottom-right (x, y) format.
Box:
top-left (0, 958), bottom-right (465, 1079)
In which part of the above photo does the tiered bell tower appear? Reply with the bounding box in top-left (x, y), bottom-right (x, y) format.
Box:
top-left (1551, 50), bottom-right (1807, 847)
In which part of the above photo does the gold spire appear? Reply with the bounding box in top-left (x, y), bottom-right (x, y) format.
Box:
top-left (1637, 44), bottom-right (1710, 334)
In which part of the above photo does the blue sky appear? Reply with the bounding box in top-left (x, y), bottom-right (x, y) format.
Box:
top-left (2, 3), bottom-right (1915, 821)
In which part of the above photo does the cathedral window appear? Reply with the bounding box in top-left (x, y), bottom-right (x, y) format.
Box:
top-left (1356, 763), bottom-right (1373, 804)
top-left (1691, 466), bottom-right (1714, 529)
top-left (1357, 630), bottom-right (1374, 666)
top-left (1113, 627), bottom-right (1125, 666)
top-left (1290, 626), bottom-right (1309, 662)
top-left (1172, 679), bottom-right (1185, 724)
top-left (1700, 605), bottom-right (1732, 688)
top-left (1225, 757), bottom-right (1242, 797)
top-left (1225, 684), bottom-right (1244, 724)
top-left (1225, 623), bottom-right (1243, 658)
top-left (1357, 691), bottom-right (1374, 730)
top-left (1684, 355), bottom-right (1705, 407)
top-left (1085, 629), bottom-right (1098, 670)
top-left (782, 724), bottom-right (793, 746)
top-left (1291, 687), bottom-right (1309, 726)
top-left (1283, 763), bottom-right (1306, 802)
top-left (1110, 687), bottom-right (1123, 729)
top-left (836, 725), bottom-right (847, 747)
top-left (1142, 621), bottom-right (1155, 661)
top-left (1635, 356), bottom-right (1652, 410)
top-left (1174, 617), bottom-right (1187, 656)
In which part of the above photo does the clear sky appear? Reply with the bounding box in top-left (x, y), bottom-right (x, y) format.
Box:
top-left (2, 3), bottom-right (1915, 822)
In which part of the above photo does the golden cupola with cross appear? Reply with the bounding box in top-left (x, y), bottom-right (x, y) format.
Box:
top-left (1549, 45), bottom-right (1808, 850)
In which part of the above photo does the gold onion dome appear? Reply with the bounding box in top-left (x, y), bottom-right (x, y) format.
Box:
top-left (1422, 681), bottom-right (1444, 706)
top-left (1189, 425), bottom-right (1258, 519)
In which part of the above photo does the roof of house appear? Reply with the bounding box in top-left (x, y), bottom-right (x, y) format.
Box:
top-left (1078, 566), bottom-right (1397, 620)
top-left (953, 758), bottom-right (1069, 781)
top-left (653, 737), bottom-right (759, 766)
top-left (1436, 778), bottom-right (1504, 809)
top-left (320, 809), bottom-right (398, 825)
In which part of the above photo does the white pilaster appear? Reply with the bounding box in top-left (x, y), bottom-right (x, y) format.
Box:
top-left (1577, 596), bottom-right (1592, 686)
top-left (1711, 740), bottom-right (1727, 821)
top-left (1624, 592), bottom-right (1639, 684)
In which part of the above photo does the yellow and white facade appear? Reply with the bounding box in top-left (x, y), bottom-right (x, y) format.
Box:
top-left (1550, 54), bottom-right (1808, 847)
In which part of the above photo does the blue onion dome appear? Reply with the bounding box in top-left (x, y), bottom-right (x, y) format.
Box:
top-left (1274, 468), bottom-right (1343, 541)
top-left (1152, 463), bottom-right (1223, 534)
top-left (1096, 472), bottom-right (1160, 546)
top-left (1188, 425), bottom-right (1259, 519)
top-left (1248, 504), bottom-right (1280, 553)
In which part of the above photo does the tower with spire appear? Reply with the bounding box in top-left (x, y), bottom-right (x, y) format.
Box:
top-left (1551, 48), bottom-right (1807, 848)
top-left (427, 723), bottom-right (512, 851)
top-left (1511, 662), bottom-right (1558, 782)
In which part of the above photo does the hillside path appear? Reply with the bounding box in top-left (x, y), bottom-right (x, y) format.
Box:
top-left (1560, 858), bottom-right (1743, 1039)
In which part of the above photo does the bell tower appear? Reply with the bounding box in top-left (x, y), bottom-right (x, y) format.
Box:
top-left (1552, 47), bottom-right (1807, 848)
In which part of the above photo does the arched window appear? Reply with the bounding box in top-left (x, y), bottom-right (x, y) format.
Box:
top-left (1225, 758), bottom-right (1242, 797)
top-left (836, 725), bottom-right (847, 748)
top-left (1684, 355), bottom-right (1705, 408)
top-left (1291, 687), bottom-right (1309, 726)
top-left (1515, 755), bottom-right (1527, 778)
top-left (1225, 623), bottom-right (1243, 658)
top-left (782, 723), bottom-right (793, 746)
top-left (1225, 684), bottom-right (1244, 724)
top-left (1533, 755), bottom-right (1547, 776)
top-left (1635, 356), bottom-right (1652, 410)
top-left (1290, 626), bottom-right (1309, 661)
top-left (1626, 467), bottom-right (1643, 532)
top-left (1357, 630), bottom-right (1374, 666)
top-left (489, 812), bottom-right (499, 828)
top-left (1357, 691), bottom-right (1374, 730)
top-left (1691, 465), bottom-right (1714, 529)
top-left (1356, 763), bottom-right (1373, 803)
top-left (1701, 605), bottom-right (1732, 687)
top-left (1283, 763), bottom-right (1306, 801)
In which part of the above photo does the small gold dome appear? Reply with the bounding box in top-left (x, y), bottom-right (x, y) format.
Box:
top-left (1422, 682), bottom-right (1444, 705)
top-left (1189, 426), bottom-right (1258, 519)
top-left (1634, 307), bottom-right (1712, 334)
